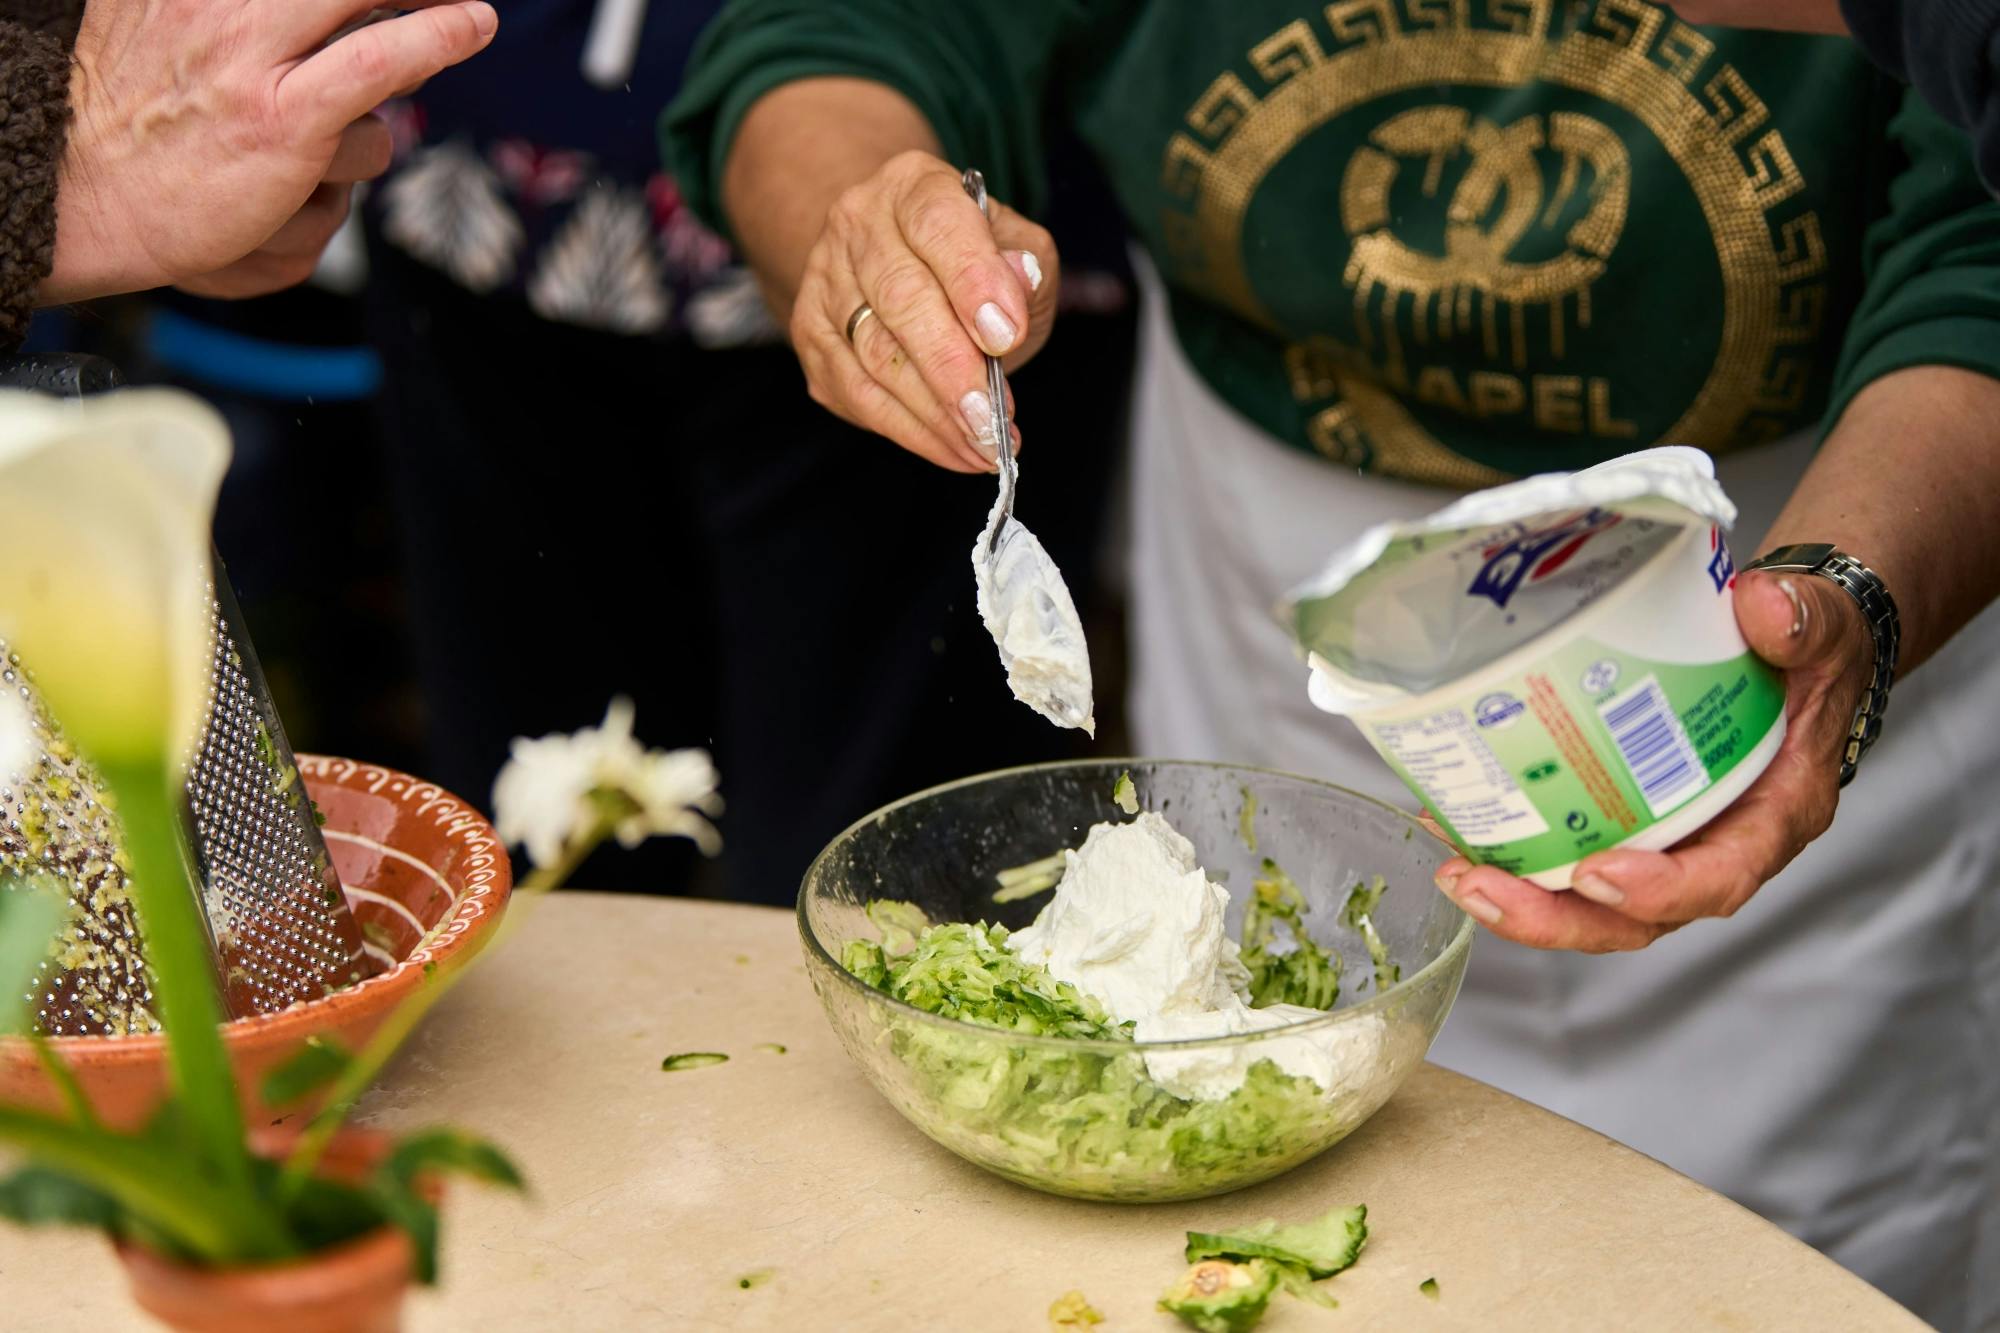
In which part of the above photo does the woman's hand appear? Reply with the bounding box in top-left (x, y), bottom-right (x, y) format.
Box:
top-left (44, 0), bottom-right (498, 304)
top-left (791, 150), bottom-right (1058, 474)
top-left (1432, 569), bottom-right (1868, 951)
top-left (1428, 366), bottom-right (2000, 953)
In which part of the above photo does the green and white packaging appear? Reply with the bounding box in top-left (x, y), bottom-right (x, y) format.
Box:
top-left (1282, 448), bottom-right (1785, 889)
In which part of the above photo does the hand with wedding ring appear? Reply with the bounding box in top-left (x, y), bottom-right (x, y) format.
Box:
top-left (789, 149), bottom-right (1059, 474)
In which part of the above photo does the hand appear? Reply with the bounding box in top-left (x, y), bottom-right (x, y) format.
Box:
top-left (174, 117), bottom-right (390, 300)
top-left (792, 150), bottom-right (1058, 474)
top-left (44, 0), bottom-right (498, 304)
top-left (1431, 569), bottom-right (1870, 952)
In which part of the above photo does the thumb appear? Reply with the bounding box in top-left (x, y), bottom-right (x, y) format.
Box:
top-left (1734, 568), bottom-right (1858, 672)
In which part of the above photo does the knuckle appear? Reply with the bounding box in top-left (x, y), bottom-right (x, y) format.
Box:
top-left (902, 192), bottom-right (975, 258)
top-left (883, 148), bottom-right (940, 183)
top-left (346, 39), bottom-right (396, 91)
top-left (872, 260), bottom-right (934, 317)
top-left (827, 184), bottom-right (872, 235)
top-left (928, 337), bottom-right (985, 389)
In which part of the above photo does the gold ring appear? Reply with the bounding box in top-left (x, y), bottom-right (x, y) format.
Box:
top-left (845, 303), bottom-right (875, 343)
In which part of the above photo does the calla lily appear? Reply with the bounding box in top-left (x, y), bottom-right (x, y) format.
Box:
top-left (0, 389), bottom-right (257, 1202)
top-left (0, 390), bottom-right (230, 767)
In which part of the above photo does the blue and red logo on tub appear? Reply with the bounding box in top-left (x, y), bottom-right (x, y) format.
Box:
top-left (1707, 525), bottom-right (1735, 593)
top-left (1475, 692), bottom-right (1526, 728)
top-left (1467, 508), bottom-right (1623, 608)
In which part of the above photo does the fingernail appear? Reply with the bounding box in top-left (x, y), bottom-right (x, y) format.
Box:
top-left (959, 390), bottom-right (998, 456)
top-left (1777, 577), bottom-right (1806, 637)
top-left (1572, 872), bottom-right (1626, 907)
top-left (1009, 251), bottom-right (1044, 292)
top-left (1459, 890), bottom-right (1504, 924)
top-left (975, 302), bottom-right (1018, 354)
top-left (1433, 868), bottom-right (1461, 895)
top-left (466, 1), bottom-right (498, 37)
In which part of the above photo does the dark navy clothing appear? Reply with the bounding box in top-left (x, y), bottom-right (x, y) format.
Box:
top-left (1844, 0), bottom-right (2000, 190)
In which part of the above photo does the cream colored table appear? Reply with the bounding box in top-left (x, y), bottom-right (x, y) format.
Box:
top-left (0, 894), bottom-right (1925, 1332)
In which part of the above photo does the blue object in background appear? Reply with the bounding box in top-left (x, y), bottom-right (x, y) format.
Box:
top-left (145, 309), bottom-right (382, 403)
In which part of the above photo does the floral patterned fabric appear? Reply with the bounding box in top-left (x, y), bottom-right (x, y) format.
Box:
top-left (366, 0), bottom-right (777, 347)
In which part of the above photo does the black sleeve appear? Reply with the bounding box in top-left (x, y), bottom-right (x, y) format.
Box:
top-left (1840, 0), bottom-right (2000, 191)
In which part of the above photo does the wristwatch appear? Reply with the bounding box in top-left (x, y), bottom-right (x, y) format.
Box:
top-left (1741, 543), bottom-right (1900, 787)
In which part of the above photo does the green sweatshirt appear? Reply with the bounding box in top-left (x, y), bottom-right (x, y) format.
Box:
top-left (664, 0), bottom-right (2000, 486)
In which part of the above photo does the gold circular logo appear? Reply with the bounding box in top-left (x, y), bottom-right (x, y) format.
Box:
top-left (1158, 3), bottom-right (1827, 485)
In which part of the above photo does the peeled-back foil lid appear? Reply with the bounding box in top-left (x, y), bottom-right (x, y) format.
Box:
top-left (1279, 447), bottom-right (1738, 714)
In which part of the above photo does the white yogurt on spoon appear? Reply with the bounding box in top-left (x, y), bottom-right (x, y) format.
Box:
top-left (972, 480), bottom-right (1095, 735)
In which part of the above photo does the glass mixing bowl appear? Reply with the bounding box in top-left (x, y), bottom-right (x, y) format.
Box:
top-left (799, 760), bottom-right (1474, 1202)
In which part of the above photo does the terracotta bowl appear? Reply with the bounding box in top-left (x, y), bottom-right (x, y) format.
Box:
top-left (0, 757), bottom-right (512, 1130)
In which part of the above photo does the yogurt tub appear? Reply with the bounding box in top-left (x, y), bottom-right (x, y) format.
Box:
top-left (1281, 448), bottom-right (1786, 889)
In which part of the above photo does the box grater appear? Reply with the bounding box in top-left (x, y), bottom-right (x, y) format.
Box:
top-left (0, 360), bottom-right (379, 1035)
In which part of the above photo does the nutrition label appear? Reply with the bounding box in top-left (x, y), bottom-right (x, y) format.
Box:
top-left (1374, 710), bottom-right (1550, 846)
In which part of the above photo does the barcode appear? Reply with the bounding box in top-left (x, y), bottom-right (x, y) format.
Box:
top-left (1597, 676), bottom-right (1709, 818)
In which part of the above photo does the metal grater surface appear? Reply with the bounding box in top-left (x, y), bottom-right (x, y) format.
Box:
top-left (0, 641), bottom-right (155, 1037)
top-left (2, 558), bottom-right (378, 1036)
top-left (186, 573), bottom-right (375, 1020)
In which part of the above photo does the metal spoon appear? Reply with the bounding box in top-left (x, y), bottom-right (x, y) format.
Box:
top-left (960, 168), bottom-right (1095, 735)
top-left (962, 168), bottom-right (1017, 550)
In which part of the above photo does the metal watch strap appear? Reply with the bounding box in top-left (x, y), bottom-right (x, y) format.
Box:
top-left (1741, 543), bottom-right (1900, 787)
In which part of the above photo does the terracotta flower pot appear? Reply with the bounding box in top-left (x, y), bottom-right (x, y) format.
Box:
top-left (114, 1127), bottom-right (436, 1333)
top-left (0, 758), bottom-right (512, 1129)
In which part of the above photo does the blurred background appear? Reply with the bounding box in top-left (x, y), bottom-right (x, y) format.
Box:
top-left (22, 2), bottom-right (1140, 908)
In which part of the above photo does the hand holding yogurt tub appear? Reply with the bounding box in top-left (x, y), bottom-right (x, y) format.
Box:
top-left (1284, 446), bottom-right (1879, 952)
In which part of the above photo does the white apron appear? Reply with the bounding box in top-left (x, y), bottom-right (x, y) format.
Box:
top-left (1124, 267), bottom-right (2000, 1331)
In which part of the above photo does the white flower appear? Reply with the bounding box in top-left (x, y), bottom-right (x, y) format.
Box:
top-left (0, 390), bottom-right (230, 766)
top-left (491, 698), bottom-right (722, 871)
top-left (617, 745), bottom-right (722, 855)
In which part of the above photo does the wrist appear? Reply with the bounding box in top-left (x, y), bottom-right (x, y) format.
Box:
top-left (1743, 544), bottom-right (1900, 785)
top-left (38, 67), bottom-right (167, 305)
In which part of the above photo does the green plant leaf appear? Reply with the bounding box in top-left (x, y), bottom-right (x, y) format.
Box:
top-left (370, 1180), bottom-right (442, 1285)
top-left (261, 1036), bottom-right (354, 1109)
top-left (0, 1165), bottom-right (123, 1231)
top-left (266, 1162), bottom-right (387, 1257)
top-left (0, 1106), bottom-right (286, 1262)
top-left (382, 1129), bottom-right (525, 1193)
top-left (95, 757), bottom-right (264, 1218)
top-left (0, 877), bottom-right (66, 1035)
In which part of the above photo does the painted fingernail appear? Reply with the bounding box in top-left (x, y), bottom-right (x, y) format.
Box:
top-left (1008, 251), bottom-right (1044, 292)
top-left (1572, 872), bottom-right (1626, 907)
top-left (975, 302), bottom-right (1018, 354)
top-left (1459, 890), bottom-right (1504, 924)
top-left (1777, 577), bottom-right (1806, 637)
top-left (466, 1), bottom-right (498, 37)
top-left (959, 390), bottom-right (998, 456)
